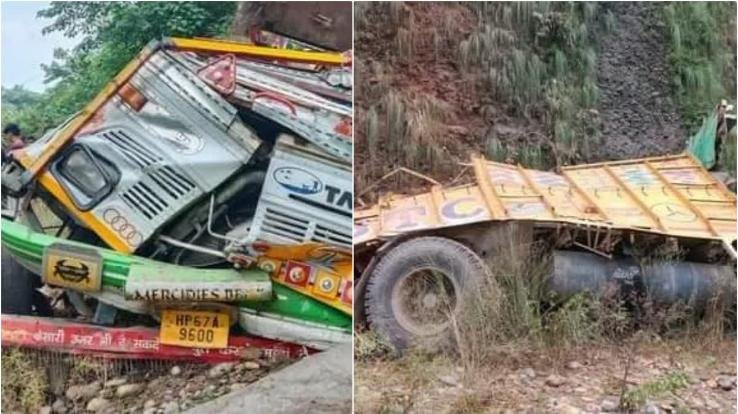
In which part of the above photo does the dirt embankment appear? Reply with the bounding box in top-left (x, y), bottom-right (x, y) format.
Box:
top-left (596, 2), bottom-right (686, 160)
top-left (354, 2), bottom-right (491, 194)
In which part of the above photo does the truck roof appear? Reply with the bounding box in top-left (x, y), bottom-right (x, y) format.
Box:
top-left (15, 36), bottom-right (351, 179)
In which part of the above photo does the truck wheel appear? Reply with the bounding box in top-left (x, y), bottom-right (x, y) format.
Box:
top-left (365, 237), bottom-right (490, 351)
top-left (1, 247), bottom-right (37, 314)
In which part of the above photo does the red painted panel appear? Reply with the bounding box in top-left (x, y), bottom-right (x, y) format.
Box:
top-left (1, 314), bottom-right (310, 363)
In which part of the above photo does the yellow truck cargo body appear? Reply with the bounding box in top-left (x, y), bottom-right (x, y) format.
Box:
top-left (354, 153), bottom-right (736, 247)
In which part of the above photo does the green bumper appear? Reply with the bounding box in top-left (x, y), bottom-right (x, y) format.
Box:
top-left (1, 219), bottom-right (350, 330)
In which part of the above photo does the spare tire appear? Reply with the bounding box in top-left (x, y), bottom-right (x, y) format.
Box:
top-left (364, 237), bottom-right (490, 351)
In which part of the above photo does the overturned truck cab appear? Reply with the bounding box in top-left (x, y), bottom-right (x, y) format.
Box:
top-left (1, 36), bottom-right (353, 352)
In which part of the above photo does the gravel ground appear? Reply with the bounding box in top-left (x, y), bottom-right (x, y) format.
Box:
top-left (2, 348), bottom-right (295, 414)
top-left (355, 340), bottom-right (737, 413)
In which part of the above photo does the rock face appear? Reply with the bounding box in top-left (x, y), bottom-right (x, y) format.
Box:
top-left (596, 2), bottom-right (686, 160)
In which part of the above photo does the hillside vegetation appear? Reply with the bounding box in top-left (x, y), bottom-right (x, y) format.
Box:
top-left (355, 2), bottom-right (736, 199)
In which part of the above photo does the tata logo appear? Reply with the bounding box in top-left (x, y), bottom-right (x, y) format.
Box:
top-left (273, 167), bottom-right (323, 195)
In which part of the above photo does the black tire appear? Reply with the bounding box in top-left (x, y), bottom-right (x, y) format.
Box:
top-left (1, 247), bottom-right (37, 314)
top-left (365, 237), bottom-right (491, 351)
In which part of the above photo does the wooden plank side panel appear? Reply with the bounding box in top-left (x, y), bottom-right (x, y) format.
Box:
top-left (436, 186), bottom-right (492, 226)
top-left (380, 193), bottom-right (437, 235)
top-left (563, 167), bottom-right (657, 229)
top-left (355, 153), bottom-right (735, 246)
top-left (606, 163), bottom-right (713, 238)
top-left (525, 169), bottom-right (605, 221)
top-left (485, 162), bottom-right (554, 220)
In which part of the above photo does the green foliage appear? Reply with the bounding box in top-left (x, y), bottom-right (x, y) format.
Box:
top-left (354, 330), bottom-right (394, 361)
top-left (485, 136), bottom-right (508, 162)
top-left (2, 2), bottom-right (235, 138)
top-left (663, 2), bottom-right (737, 133)
top-left (0, 86), bottom-right (43, 139)
top-left (458, 2), bottom-right (606, 166)
top-left (1, 349), bottom-right (49, 413)
top-left (621, 370), bottom-right (691, 410)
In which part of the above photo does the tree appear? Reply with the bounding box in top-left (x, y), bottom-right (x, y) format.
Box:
top-left (2, 2), bottom-right (236, 138)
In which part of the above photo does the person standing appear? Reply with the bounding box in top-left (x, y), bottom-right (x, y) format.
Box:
top-left (2, 123), bottom-right (25, 163)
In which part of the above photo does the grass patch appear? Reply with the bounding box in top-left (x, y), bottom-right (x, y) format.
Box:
top-left (355, 329), bottom-right (394, 361)
top-left (440, 229), bottom-right (733, 377)
top-left (663, 2), bottom-right (736, 133)
top-left (621, 370), bottom-right (691, 410)
top-left (1, 348), bottom-right (49, 413)
top-left (449, 394), bottom-right (487, 414)
top-left (459, 2), bottom-right (607, 166)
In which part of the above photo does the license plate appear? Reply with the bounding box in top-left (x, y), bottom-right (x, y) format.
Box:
top-left (42, 244), bottom-right (103, 292)
top-left (159, 310), bottom-right (230, 349)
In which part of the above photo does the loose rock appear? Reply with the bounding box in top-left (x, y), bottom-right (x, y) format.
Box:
top-left (565, 361), bottom-right (583, 370)
top-left (716, 375), bottom-right (735, 391)
top-left (437, 374), bottom-right (460, 387)
top-left (39, 406), bottom-right (52, 414)
top-left (116, 383), bottom-right (145, 398)
top-left (51, 399), bottom-right (67, 414)
top-left (643, 402), bottom-right (660, 414)
top-left (520, 368), bottom-right (536, 379)
top-left (104, 377), bottom-right (127, 388)
top-left (170, 365), bottom-right (182, 376)
top-left (600, 397), bottom-right (620, 412)
top-left (162, 401), bottom-right (180, 414)
top-left (545, 374), bottom-right (567, 387)
top-left (65, 381), bottom-right (101, 401)
top-left (207, 362), bottom-right (235, 378)
top-left (558, 404), bottom-right (580, 414)
top-left (86, 397), bottom-right (111, 412)
top-left (241, 361), bottom-right (260, 370)
top-left (230, 382), bottom-right (248, 392)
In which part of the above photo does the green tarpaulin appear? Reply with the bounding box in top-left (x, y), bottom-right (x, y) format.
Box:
top-left (687, 112), bottom-right (718, 169)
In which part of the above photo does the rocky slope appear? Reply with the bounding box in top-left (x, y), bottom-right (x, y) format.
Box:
top-left (596, 2), bottom-right (686, 160)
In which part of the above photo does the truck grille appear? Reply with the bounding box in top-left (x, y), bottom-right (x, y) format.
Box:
top-left (120, 166), bottom-right (196, 222)
top-left (255, 206), bottom-right (351, 249)
top-left (260, 207), bottom-right (310, 244)
top-left (311, 224), bottom-right (351, 247)
top-left (104, 130), bottom-right (161, 168)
